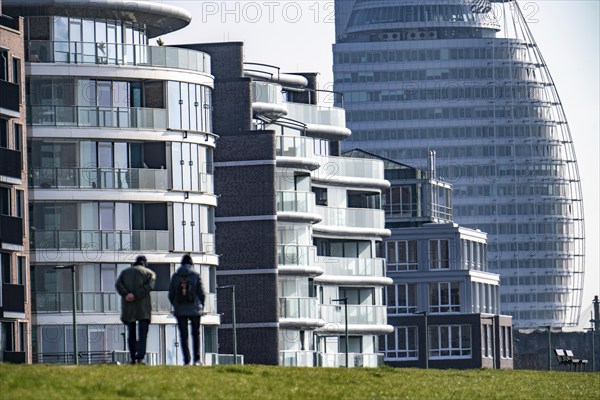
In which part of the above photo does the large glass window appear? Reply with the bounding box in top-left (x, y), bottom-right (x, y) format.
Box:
top-left (386, 283), bottom-right (417, 314)
top-left (168, 81), bottom-right (213, 133)
top-left (429, 239), bottom-right (449, 269)
top-left (429, 325), bottom-right (471, 359)
top-left (429, 282), bottom-right (460, 313)
top-left (386, 240), bottom-right (418, 271)
top-left (385, 326), bottom-right (418, 360)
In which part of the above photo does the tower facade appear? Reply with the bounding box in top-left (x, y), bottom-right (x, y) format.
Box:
top-left (4, 0), bottom-right (220, 364)
top-left (334, 0), bottom-right (585, 327)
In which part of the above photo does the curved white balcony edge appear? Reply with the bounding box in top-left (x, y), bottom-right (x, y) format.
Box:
top-left (313, 225), bottom-right (391, 238)
top-left (244, 70), bottom-right (308, 87)
top-left (276, 157), bottom-right (320, 171)
top-left (30, 189), bottom-right (218, 207)
top-left (30, 251), bottom-right (220, 266)
top-left (277, 211), bottom-right (322, 224)
top-left (278, 265), bottom-right (324, 276)
top-left (305, 123), bottom-right (351, 140)
top-left (311, 175), bottom-right (390, 189)
top-left (314, 275), bottom-right (393, 286)
top-left (252, 102), bottom-right (287, 118)
top-left (28, 126), bottom-right (218, 146)
top-left (279, 318), bottom-right (327, 329)
top-left (316, 324), bottom-right (394, 335)
top-left (27, 63), bottom-right (214, 87)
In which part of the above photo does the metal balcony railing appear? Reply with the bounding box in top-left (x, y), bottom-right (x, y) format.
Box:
top-left (278, 297), bottom-right (319, 320)
top-left (31, 229), bottom-right (170, 251)
top-left (29, 167), bottom-right (168, 190)
top-left (276, 190), bottom-right (315, 214)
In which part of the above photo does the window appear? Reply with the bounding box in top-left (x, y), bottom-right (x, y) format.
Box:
top-left (385, 326), bottom-right (418, 360)
top-left (500, 326), bottom-right (512, 359)
top-left (429, 239), bottom-right (449, 269)
top-left (13, 123), bottom-right (22, 151)
top-left (0, 119), bottom-right (8, 148)
top-left (429, 325), bottom-right (471, 359)
top-left (1, 252), bottom-right (11, 283)
top-left (17, 256), bottom-right (26, 286)
top-left (0, 49), bottom-right (8, 81)
top-left (339, 336), bottom-right (362, 354)
top-left (384, 186), bottom-right (413, 216)
top-left (0, 187), bottom-right (10, 215)
top-left (386, 240), bottom-right (418, 271)
top-left (387, 284), bottom-right (417, 314)
top-left (1, 322), bottom-right (14, 353)
top-left (429, 282), bottom-right (460, 313)
top-left (12, 58), bottom-right (21, 102)
top-left (339, 287), bottom-right (374, 305)
top-left (482, 323), bottom-right (492, 358)
top-left (312, 187), bottom-right (328, 206)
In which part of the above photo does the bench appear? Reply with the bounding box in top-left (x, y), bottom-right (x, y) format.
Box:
top-left (555, 349), bottom-right (571, 370)
top-left (565, 349), bottom-right (588, 372)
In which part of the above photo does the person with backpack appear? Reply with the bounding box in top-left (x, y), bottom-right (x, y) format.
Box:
top-left (116, 255), bottom-right (155, 365)
top-left (169, 254), bottom-right (206, 365)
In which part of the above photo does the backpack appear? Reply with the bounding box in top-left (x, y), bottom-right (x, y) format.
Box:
top-left (176, 274), bottom-right (196, 303)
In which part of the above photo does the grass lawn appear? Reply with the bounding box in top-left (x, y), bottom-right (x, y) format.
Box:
top-left (1, 364), bottom-right (598, 400)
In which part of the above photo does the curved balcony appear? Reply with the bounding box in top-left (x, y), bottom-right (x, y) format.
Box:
top-left (277, 245), bottom-right (323, 276)
top-left (276, 191), bottom-right (321, 223)
top-left (275, 135), bottom-right (320, 171)
top-left (311, 155), bottom-right (389, 189)
top-left (314, 257), bottom-right (391, 286)
top-left (319, 304), bottom-right (392, 334)
top-left (30, 168), bottom-right (168, 190)
top-left (314, 206), bottom-right (390, 237)
top-left (251, 81), bottom-right (287, 118)
top-left (31, 229), bottom-right (171, 252)
top-left (26, 41), bottom-right (210, 74)
top-left (278, 297), bottom-right (325, 328)
top-left (28, 106), bottom-right (167, 130)
top-left (284, 102), bottom-right (351, 139)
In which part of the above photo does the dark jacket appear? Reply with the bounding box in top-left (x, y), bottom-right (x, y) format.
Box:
top-left (116, 263), bottom-right (156, 323)
top-left (168, 264), bottom-right (205, 317)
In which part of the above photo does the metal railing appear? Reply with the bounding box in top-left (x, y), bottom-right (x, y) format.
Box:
top-left (26, 40), bottom-right (211, 74)
top-left (279, 351), bottom-right (316, 367)
top-left (277, 244), bottom-right (316, 266)
top-left (275, 135), bottom-right (315, 159)
top-left (30, 167), bottom-right (168, 190)
top-left (28, 105), bottom-right (167, 129)
top-left (285, 102), bottom-right (347, 128)
top-left (318, 353), bottom-right (384, 368)
top-left (33, 291), bottom-right (171, 314)
top-left (315, 206), bottom-right (386, 230)
top-left (312, 155), bottom-right (385, 181)
top-left (276, 190), bottom-right (315, 214)
top-left (204, 353), bottom-right (245, 365)
top-left (314, 257), bottom-right (386, 278)
top-left (33, 351), bottom-right (114, 365)
top-left (320, 304), bottom-right (387, 325)
top-left (278, 297), bottom-right (319, 320)
top-left (31, 229), bottom-right (170, 251)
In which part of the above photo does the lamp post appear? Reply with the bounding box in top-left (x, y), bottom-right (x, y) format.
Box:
top-left (218, 285), bottom-right (237, 364)
top-left (54, 264), bottom-right (77, 365)
top-left (333, 297), bottom-right (349, 368)
top-left (414, 311), bottom-right (429, 369)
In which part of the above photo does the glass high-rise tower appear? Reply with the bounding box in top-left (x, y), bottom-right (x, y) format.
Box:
top-left (334, 0), bottom-right (585, 327)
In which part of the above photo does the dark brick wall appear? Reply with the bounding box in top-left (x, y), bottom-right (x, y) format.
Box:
top-left (219, 326), bottom-right (279, 365)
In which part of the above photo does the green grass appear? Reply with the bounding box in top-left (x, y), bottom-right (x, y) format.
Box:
top-left (1, 364), bottom-right (598, 400)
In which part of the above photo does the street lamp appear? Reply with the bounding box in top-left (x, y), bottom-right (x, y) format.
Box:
top-left (218, 285), bottom-right (237, 364)
top-left (332, 298), bottom-right (348, 368)
top-left (54, 264), bottom-right (78, 365)
top-left (414, 311), bottom-right (429, 369)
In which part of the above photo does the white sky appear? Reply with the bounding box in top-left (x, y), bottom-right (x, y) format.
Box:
top-left (160, 0), bottom-right (600, 320)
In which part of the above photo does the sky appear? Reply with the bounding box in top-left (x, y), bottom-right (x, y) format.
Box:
top-left (160, 0), bottom-right (600, 324)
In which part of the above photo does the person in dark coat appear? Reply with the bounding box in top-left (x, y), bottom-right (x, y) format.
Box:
top-left (116, 255), bottom-right (155, 365)
top-left (169, 254), bottom-right (205, 365)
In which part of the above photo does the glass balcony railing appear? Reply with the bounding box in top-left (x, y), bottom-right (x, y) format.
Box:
top-left (279, 351), bottom-right (316, 367)
top-left (318, 353), bottom-right (384, 368)
top-left (31, 230), bottom-right (170, 251)
top-left (278, 297), bottom-right (319, 320)
top-left (315, 206), bottom-right (386, 230)
top-left (314, 257), bottom-right (386, 278)
top-left (277, 244), bottom-right (316, 266)
top-left (312, 155), bottom-right (385, 181)
top-left (29, 168), bottom-right (169, 190)
top-left (28, 105), bottom-right (167, 130)
top-left (26, 40), bottom-right (211, 74)
top-left (203, 292), bottom-right (216, 314)
top-left (320, 304), bottom-right (387, 326)
top-left (33, 291), bottom-right (171, 313)
top-left (276, 191), bottom-right (315, 214)
top-left (275, 135), bottom-right (315, 159)
top-left (284, 102), bottom-right (347, 129)
top-left (251, 81), bottom-right (284, 104)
